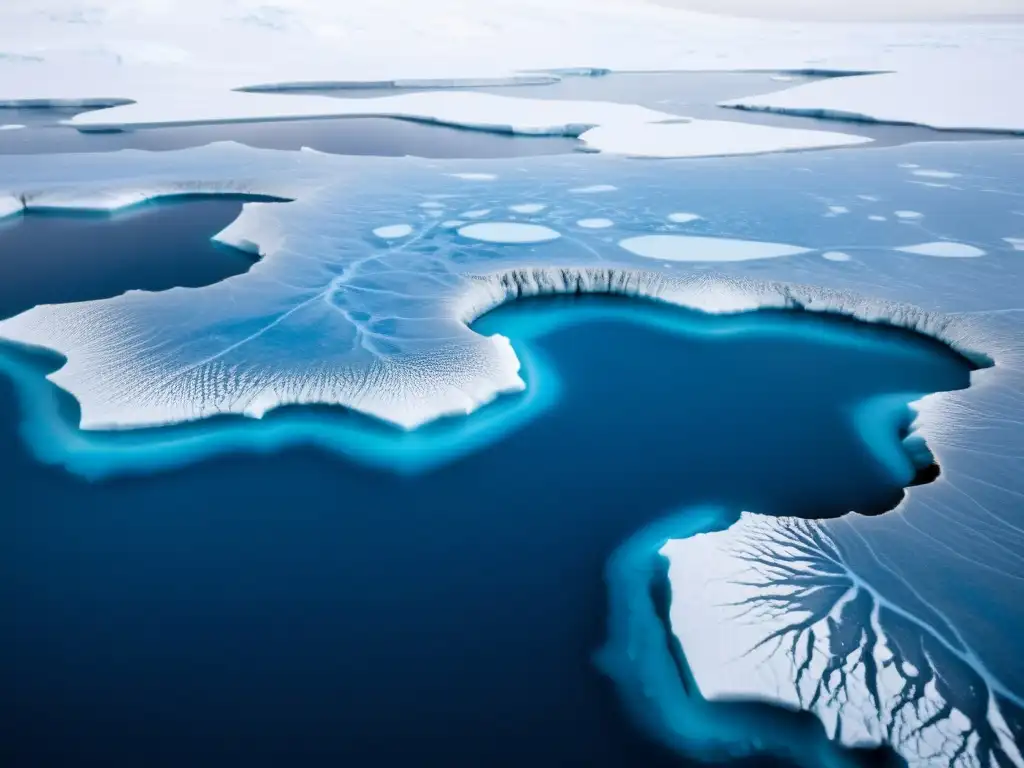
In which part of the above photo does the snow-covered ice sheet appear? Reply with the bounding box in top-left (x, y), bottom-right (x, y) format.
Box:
top-left (1, 1), bottom-right (1022, 137)
top-left (0, 139), bottom-right (1022, 767)
top-left (723, 63), bottom-right (1024, 134)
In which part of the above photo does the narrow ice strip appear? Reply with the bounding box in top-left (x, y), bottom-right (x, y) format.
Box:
top-left (509, 203), bottom-right (546, 214)
top-left (0, 123), bottom-right (25, 131)
top-left (912, 169), bottom-right (960, 179)
top-left (619, 235), bottom-right (810, 262)
top-left (578, 119), bottom-right (871, 158)
top-left (722, 63), bottom-right (1024, 133)
top-left (577, 218), bottom-right (614, 229)
top-left (569, 184), bottom-right (617, 194)
top-left (66, 90), bottom-right (676, 137)
top-left (895, 210), bottom-right (923, 219)
top-left (895, 241), bottom-right (985, 258)
top-left (822, 251), bottom-right (851, 261)
top-left (457, 222), bottom-right (561, 244)
top-left (449, 173), bottom-right (498, 181)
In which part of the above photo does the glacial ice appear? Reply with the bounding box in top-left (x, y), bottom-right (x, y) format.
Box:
top-left (896, 242), bottom-right (985, 258)
top-left (0, 138), bottom-right (1022, 767)
top-left (618, 235), bottom-right (810, 263)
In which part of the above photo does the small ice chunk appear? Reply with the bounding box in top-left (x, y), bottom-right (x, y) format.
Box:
top-left (619, 235), bottom-right (809, 263)
top-left (576, 218), bottom-right (614, 229)
top-left (0, 124), bottom-right (26, 131)
top-left (509, 203), bottom-right (546, 214)
top-left (667, 212), bottom-right (701, 224)
top-left (449, 173), bottom-right (497, 181)
top-left (828, 206), bottom-right (849, 215)
top-left (569, 184), bottom-right (617, 194)
top-left (458, 222), bottom-right (561, 244)
top-left (461, 209), bottom-right (491, 219)
top-left (822, 251), bottom-right (851, 262)
top-left (419, 201), bottom-right (445, 209)
top-left (898, 163), bottom-right (920, 169)
top-left (442, 220), bottom-right (466, 228)
top-left (894, 210), bottom-right (923, 219)
top-left (869, 215), bottom-right (887, 221)
top-left (912, 169), bottom-right (960, 179)
top-left (1002, 237), bottom-right (1024, 251)
top-left (895, 241), bottom-right (985, 258)
top-left (857, 195), bottom-right (879, 202)
top-left (373, 224), bottom-right (414, 239)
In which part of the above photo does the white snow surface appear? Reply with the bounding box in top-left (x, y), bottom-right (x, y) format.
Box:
top-left (619, 235), bottom-right (810, 262)
top-left (1, 0), bottom-right (1021, 137)
top-left (578, 119), bottom-right (871, 157)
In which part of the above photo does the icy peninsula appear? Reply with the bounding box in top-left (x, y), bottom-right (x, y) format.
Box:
top-left (1, 2), bottom-right (1023, 768)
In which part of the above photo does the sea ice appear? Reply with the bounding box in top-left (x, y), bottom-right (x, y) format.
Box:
top-left (912, 169), bottom-right (960, 179)
top-left (667, 213), bottom-right (701, 224)
top-left (0, 123), bottom-right (25, 131)
top-left (1006, 237), bottom-right (1024, 251)
top-left (373, 224), bottom-right (414, 239)
top-left (449, 172), bottom-right (499, 181)
top-left (457, 222), bottom-right (561, 244)
top-left (821, 251), bottom-right (851, 261)
top-left (509, 203), bottom-right (546, 214)
top-left (619, 235), bottom-right (809, 262)
top-left (895, 241), bottom-right (985, 258)
top-left (569, 184), bottom-right (617, 194)
top-left (576, 218), bottom-right (614, 229)
top-left (894, 210), bottom-right (923, 219)
top-left (827, 206), bottom-right (849, 214)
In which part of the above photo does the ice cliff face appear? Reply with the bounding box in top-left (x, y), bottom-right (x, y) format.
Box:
top-left (1, 139), bottom-right (1022, 766)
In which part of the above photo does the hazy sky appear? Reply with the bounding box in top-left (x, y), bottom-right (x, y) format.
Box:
top-left (644, 0), bottom-right (1024, 22)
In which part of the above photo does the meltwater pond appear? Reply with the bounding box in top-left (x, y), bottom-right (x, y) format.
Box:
top-left (0, 291), bottom-right (973, 768)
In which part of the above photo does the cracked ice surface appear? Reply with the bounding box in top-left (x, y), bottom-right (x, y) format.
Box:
top-left (1, 139), bottom-right (1023, 766)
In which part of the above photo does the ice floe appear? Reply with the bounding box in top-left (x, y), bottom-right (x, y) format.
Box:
top-left (912, 169), bottom-right (960, 179)
top-left (667, 212), bottom-right (701, 224)
top-left (509, 203), bottom-right (546, 214)
top-left (821, 251), bottom-right (851, 261)
top-left (576, 218), bottom-right (614, 229)
top-left (0, 123), bottom-right (25, 131)
top-left (619, 235), bottom-right (809, 262)
top-left (896, 241), bottom-right (985, 258)
top-left (458, 222), bottom-right (561, 244)
top-left (894, 210), bottom-right (923, 219)
top-left (1006, 237), bottom-right (1024, 251)
top-left (373, 224), bottom-right (414, 239)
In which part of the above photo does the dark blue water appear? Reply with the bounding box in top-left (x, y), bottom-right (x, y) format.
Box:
top-left (0, 208), bottom-right (975, 768)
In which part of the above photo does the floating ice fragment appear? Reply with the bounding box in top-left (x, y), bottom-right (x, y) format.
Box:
top-left (828, 206), bottom-right (849, 214)
top-left (1005, 237), bottom-right (1024, 251)
top-left (419, 201), bottom-right (445, 209)
top-left (0, 123), bottom-right (25, 131)
top-left (373, 224), bottom-right (414, 239)
top-left (457, 222), bottom-right (561, 244)
top-left (0, 194), bottom-right (23, 220)
top-left (894, 210), bottom-right (923, 219)
top-left (449, 172), bottom-right (497, 181)
top-left (899, 163), bottom-right (920, 169)
top-left (869, 215), bottom-right (887, 221)
top-left (577, 218), bottom-right (614, 229)
top-left (667, 212), bottom-right (701, 224)
top-left (857, 195), bottom-right (879, 202)
top-left (895, 241), bottom-right (985, 258)
top-left (461, 209), bottom-right (491, 219)
top-left (619, 235), bottom-right (809, 263)
top-left (509, 203), bottom-right (546, 214)
top-left (441, 220), bottom-right (465, 228)
top-left (822, 251), bottom-right (852, 261)
top-left (912, 169), bottom-right (960, 179)
top-left (569, 184), bottom-right (617, 194)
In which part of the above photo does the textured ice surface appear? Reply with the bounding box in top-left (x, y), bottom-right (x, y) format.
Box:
top-left (0, 139), bottom-right (1022, 767)
top-left (619, 235), bottom-right (810, 262)
top-left (896, 242), bottom-right (985, 258)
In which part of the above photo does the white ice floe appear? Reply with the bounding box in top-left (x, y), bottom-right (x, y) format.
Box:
top-left (869, 215), bottom-right (887, 221)
top-left (569, 184), bottom-right (617, 194)
top-left (723, 61), bottom-right (1024, 133)
top-left (0, 194), bottom-right (23, 220)
top-left (894, 210), bottom-right (923, 219)
top-left (1006, 237), bottom-right (1024, 251)
top-left (827, 205), bottom-right (849, 214)
top-left (449, 172), bottom-right (499, 181)
top-left (619, 235), bottom-right (809, 262)
top-left (373, 224), bottom-right (414, 239)
top-left (822, 251), bottom-right (851, 261)
top-left (461, 209), bottom-right (491, 218)
top-left (911, 169), bottom-right (960, 179)
top-left (419, 201), bottom-right (445, 209)
top-left (457, 222), bottom-right (561, 244)
top-left (576, 218), bottom-right (614, 229)
top-left (667, 212), bottom-right (701, 224)
top-left (578, 119), bottom-right (871, 158)
top-left (895, 241), bottom-right (985, 257)
top-left (509, 203), bottom-right (546, 214)
top-left (0, 123), bottom-right (25, 131)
